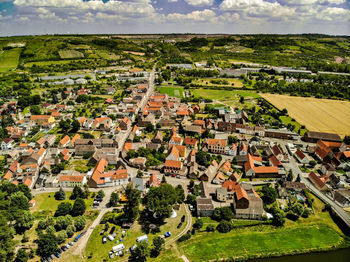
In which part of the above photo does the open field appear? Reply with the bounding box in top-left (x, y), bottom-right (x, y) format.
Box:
top-left (157, 86), bottom-right (185, 98)
top-left (59, 50), bottom-right (84, 59)
top-left (180, 224), bottom-right (343, 261)
top-left (0, 48), bottom-right (21, 72)
top-left (192, 89), bottom-right (260, 100)
top-left (192, 78), bottom-right (244, 88)
top-left (261, 94), bottom-right (350, 137)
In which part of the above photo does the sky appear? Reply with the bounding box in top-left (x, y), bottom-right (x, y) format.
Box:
top-left (0, 0), bottom-right (349, 36)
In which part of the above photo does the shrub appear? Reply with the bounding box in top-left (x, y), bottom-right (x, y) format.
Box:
top-left (206, 225), bottom-right (215, 232)
top-left (178, 233), bottom-right (191, 242)
top-left (216, 220), bottom-right (233, 233)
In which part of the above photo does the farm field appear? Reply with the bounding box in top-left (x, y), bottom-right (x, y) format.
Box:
top-left (192, 78), bottom-right (244, 88)
top-left (0, 48), bottom-right (21, 72)
top-left (59, 50), bottom-right (84, 59)
top-left (192, 89), bottom-right (260, 100)
top-left (261, 94), bottom-right (350, 137)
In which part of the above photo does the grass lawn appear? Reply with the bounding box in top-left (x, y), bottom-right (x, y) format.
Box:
top-left (84, 204), bottom-right (187, 261)
top-left (180, 224), bottom-right (343, 261)
top-left (31, 191), bottom-right (95, 217)
top-left (0, 48), bottom-right (21, 72)
top-left (280, 115), bottom-right (307, 136)
top-left (192, 89), bottom-right (260, 100)
top-left (157, 86), bottom-right (185, 98)
top-left (65, 159), bottom-right (90, 173)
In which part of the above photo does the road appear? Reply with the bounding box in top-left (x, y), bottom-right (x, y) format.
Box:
top-left (284, 150), bottom-right (350, 228)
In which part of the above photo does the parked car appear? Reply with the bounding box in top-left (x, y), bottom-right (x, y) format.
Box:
top-left (65, 244), bottom-right (70, 249)
top-left (54, 252), bottom-right (61, 258)
top-left (109, 251), bottom-right (114, 259)
top-left (68, 242), bottom-right (74, 246)
top-left (102, 236), bottom-right (107, 244)
top-left (108, 235), bottom-right (115, 241)
top-left (100, 229), bottom-right (105, 235)
top-left (61, 246), bottom-right (67, 252)
top-left (164, 231), bottom-right (171, 238)
top-left (177, 222), bottom-right (182, 229)
top-left (181, 215), bottom-right (185, 222)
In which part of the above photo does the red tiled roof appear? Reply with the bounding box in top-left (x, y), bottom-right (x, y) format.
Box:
top-left (184, 137), bottom-right (197, 146)
top-left (309, 171), bottom-right (326, 190)
top-left (164, 160), bottom-right (182, 168)
top-left (59, 175), bottom-right (85, 182)
top-left (60, 135), bottom-right (70, 145)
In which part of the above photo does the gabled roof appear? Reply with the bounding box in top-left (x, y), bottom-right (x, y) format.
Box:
top-left (295, 149), bottom-right (306, 160)
top-left (207, 138), bottom-right (226, 147)
top-left (149, 174), bottom-right (160, 187)
top-left (309, 171), bottom-right (326, 190)
top-left (164, 160), bottom-right (182, 168)
top-left (60, 135), bottom-right (70, 145)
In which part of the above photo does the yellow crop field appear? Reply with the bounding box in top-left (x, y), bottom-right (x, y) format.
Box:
top-left (261, 94), bottom-right (350, 137)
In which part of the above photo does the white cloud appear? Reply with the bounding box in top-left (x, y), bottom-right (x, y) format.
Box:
top-left (316, 6), bottom-right (350, 20)
top-left (167, 9), bottom-right (217, 22)
top-left (280, 0), bottom-right (346, 5)
top-left (184, 0), bottom-right (214, 6)
top-left (220, 0), bottom-right (296, 18)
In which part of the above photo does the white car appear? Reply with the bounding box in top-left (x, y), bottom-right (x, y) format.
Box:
top-left (109, 252), bottom-right (114, 259)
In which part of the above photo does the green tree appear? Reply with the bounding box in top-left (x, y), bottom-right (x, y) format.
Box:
top-left (287, 170), bottom-right (293, 182)
top-left (145, 184), bottom-right (177, 220)
top-left (70, 186), bottom-right (84, 200)
top-left (109, 192), bottom-right (120, 207)
top-left (55, 215), bottom-right (72, 231)
top-left (161, 175), bottom-right (167, 183)
top-left (71, 119), bottom-right (80, 133)
top-left (0, 214), bottom-right (15, 261)
top-left (66, 225), bottom-right (76, 237)
top-left (206, 225), bottom-right (215, 232)
top-left (46, 225), bottom-right (56, 235)
top-left (55, 202), bottom-right (72, 217)
top-left (74, 216), bottom-right (86, 231)
top-left (145, 123), bottom-right (154, 133)
top-left (272, 210), bottom-right (285, 227)
top-left (97, 190), bottom-right (105, 199)
top-left (309, 160), bottom-right (317, 168)
top-left (212, 207), bottom-right (233, 221)
top-left (228, 135), bottom-right (238, 145)
top-left (292, 203), bottom-right (304, 217)
top-left (175, 185), bottom-right (185, 203)
top-left (37, 233), bottom-right (58, 258)
top-left (54, 188), bottom-right (66, 200)
top-left (123, 184), bottom-right (141, 222)
top-left (9, 191), bottom-right (29, 210)
top-left (261, 185), bottom-right (278, 204)
top-left (17, 184), bottom-right (32, 200)
top-left (56, 230), bottom-right (68, 244)
top-left (151, 236), bottom-right (165, 257)
top-left (186, 194), bottom-right (196, 206)
top-left (216, 220), bottom-right (233, 233)
top-left (29, 105), bottom-right (41, 115)
top-left (14, 211), bottom-right (34, 233)
top-left (130, 241), bottom-right (150, 262)
top-left (193, 219), bottom-right (203, 230)
top-left (15, 248), bottom-right (29, 262)
top-left (71, 198), bottom-right (86, 216)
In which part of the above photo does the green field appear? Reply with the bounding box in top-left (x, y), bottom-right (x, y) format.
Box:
top-left (192, 78), bottom-right (244, 88)
top-left (192, 89), bottom-right (260, 100)
top-left (157, 86), bottom-right (185, 98)
top-left (181, 224), bottom-right (343, 261)
top-left (280, 115), bottom-right (308, 136)
top-left (0, 48), bottom-right (21, 72)
top-left (24, 59), bottom-right (86, 67)
top-left (59, 50), bottom-right (84, 59)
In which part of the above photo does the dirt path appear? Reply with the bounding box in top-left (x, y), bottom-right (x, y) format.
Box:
top-left (181, 255), bottom-right (190, 262)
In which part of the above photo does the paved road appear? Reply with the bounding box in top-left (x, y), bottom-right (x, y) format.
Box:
top-left (284, 152), bottom-right (350, 228)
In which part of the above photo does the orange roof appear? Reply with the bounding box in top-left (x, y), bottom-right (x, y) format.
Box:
top-left (132, 125), bottom-right (138, 133)
top-left (164, 160), bottom-right (182, 168)
top-left (235, 184), bottom-right (249, 200)
top-left (60, 135), bottom-right (70, 145)
top-left (168, 145), bottom-right (179, 159)
top-left (220, 160), bottom-right (232, 173)
top-left (28, 148), bottom-right (34, 154)
top-left (295, 149), bottom-right (306, 160)
top-left (105, 98), bottom-right (113, 103)
top-left (37, 137), bottom-right (45, 145)
top-left (214, 171), bottom-right (225, 181)
top-left (148, 102), bottom-right (163, 107)
top-left (170, 135), bottom-right (182, 144)
top-left (343, 151), bottom-right (350, 158)
top-left (123, 142), bottom-right (132, 152)
top-left (230, 172), bottom-right (240, 181)
top-left (149, 174), bottom-right (160, 186)
top-left (59, 175), bottom-right (85, 182)
top-left (19, 143), bottom-right (29, 147)
top-left (51, 111), bottom-right (61, 117)
top-left (184, 137), bottom-right (197, 146)
top-left (37, 147), bottom-right (45, 156)
top-left (71, 134), bottom-right (80, 144)
top-left (4, 171), bottom-right (12, 180)
top-left (78, 117), bottom-right (86, 124)
top-left (254, 166), bottom-right (279, 174)
top-left (222, 180), bottom-right (239, 192)
top-left (309, 171), bottom-right (326, 190)
top-left (177, 110), bottom-right (190, 116)
top-left (61, 148), bottom-right (69, 156)
top-left (91, 158), bottom-right (109, 185)
top-left (269, 155), bottom-right (282, 166)
top-left (193, 120), bottom-right (205, 127)
top-left (23, 177), bottom-right (32, 187)
top-left (317, 140), bottom-right (342, 149)
top-left (31, 115), bottom-right (50, 121)
top-left (207, 138), bottom-right (226, 147)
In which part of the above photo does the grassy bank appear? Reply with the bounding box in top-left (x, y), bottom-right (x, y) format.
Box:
top-left (180, 223), bottom-right (346, 261)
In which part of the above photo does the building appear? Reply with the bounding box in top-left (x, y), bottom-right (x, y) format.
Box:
top-left (304, 131), bottom-right (342, 143)
top-left (294, 149), bottom-right (309, 164)
top-left (163, 160), bottom-right (183, 175)
top-left (333, 190), bottom-right (350, 207)
top-left (196, 198), bottom-right (214, 217)
top-left (308, 171), bottom-right (328, 191)
top-left (244, 154), bottom-right (279, 178)
top-left (203, 138), bottom-right (227, 154)
top-left (59, 175), bottom-right (87, 188)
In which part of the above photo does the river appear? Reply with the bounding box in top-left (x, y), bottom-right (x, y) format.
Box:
top-left (249, 248), bottom-right (350, 262)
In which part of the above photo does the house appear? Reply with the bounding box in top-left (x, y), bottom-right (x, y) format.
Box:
top-left (147, 174), bottom-right (160, 187)
top-left (59, 175), bottom-right (87, 188)
top-left (244, 154), bottom-right (279, 178)
top-left (88, 158), bottom-right (128, 188)
top-left (212, 171), bottom-right (225, 184)
top-left (203, 139), bottom-right (226, 154)
top-left (152, 131), bottom-right (163, 144)
top-left (294, 149), bottom-right (309, 164)
top-left (169, 135), bottom-right (183, 145)
top-left (285, 181), bottom-right (306, 192)
top-left (333, 190), bottom-right (350, 207)
top-left (200, 160), bottom-right (218, 182)
top-left (183, 137), bottom-right (198, 148)
top-left (308, 171), bottom-right (328, 191)
top-left (304, 131), bottom-right (342, 143)
top-left (196, 198), bottom-right (214, 217)
top-left (163, 160), bottom-right (183, 175)
top-left (129, 157), bottom-right (147, 168)
top-left (1, 138), bottom-right (14, 150)
top-left (132, 177), bottom-right (144, 192)
top-left (93, 117), bottom-right (112, 131)
top-left (30, 115), bottom-right (55, 125)
top-left (119, 117), bottom-right (131, 130)
top-left (219, 160), bottom-right (232, 175)
top-left (59, 135), bottom-right (70, 148)
top-left (234, 184), bottom-right (264, 220)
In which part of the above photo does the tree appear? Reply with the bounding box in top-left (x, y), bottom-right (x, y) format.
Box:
top-left (17, 184), bottom-right (32, 200)
top-left (29, 105), bottom-right (41, 115)
top-left (37, 233), bottom-right (58, 258)
top-left (56, 230), bottom-right (68, 244)
top-left (309, 160), bottom-right (317, 168)
top-left (123, 184), bottom-right (141, 222)
top-left (151, 236), bottom-right (165, 257)
top-left (54, 188), bottom-right (66, 201)
top-left (14, 211), bottom-right (34, 233)
top-left (109, 192), bottom-right (119, 207)
top-left (291, 203), bottom-right (304, 217)
top-left (261, 185), bottom-right (278, 204)
top-left (46, 225), bottom-right (56, 235)
top-left (272, 210), bottom-right (285, 227)
top-left (15, 248), bottom-right (29, 262)
top-left (216, 220), bottom-right (233, 233)
top-left (71, 119), bottom-right (80, 133)
top-left (55, 215), bottom-right (72, 231)
top-left (193, 219), bottom-right (203, 230)
top-left (55, 202), bottom-right (72, 217)
top-left (0, 214), bottom-right (15, 261)
top-left (71, 198), bottom-right (86, 217)
top-left (97, 190), bottom-right (105, 199)
top-left (212, 207), bottom-right (233, 221)
top-left (161, 175), bottom-right (167, 183)
top-left (145, 123), bottom-right (154, 133)
top-left (9, 191), bottom-right (29, 210)
top-left (228, 135), bottom-right (238, 145)
top-left (206, 225), bottom-right (215, 232)
top-left (74, 216), bottom-right (86, 231)
top-left (137, 170), bottom-right (143, 178)
top-left (287, 170), bottom-right (293, 182)
top-left (66, 225), bottom-right (76, 237)
top-left (130, 241), bottom-right (150, 262)
top-left (343, 135), bottom-right (350, 145)
top-left (175, 185), bottom-right (185, 203)
top-left (186, 194), bottom-right (196, 206)
top-left (59, 119), bottom-right (71, 131)
top-left (145, 184), bottom-right (177, 220)
top-left (70, 186), bottom-right (84, 200)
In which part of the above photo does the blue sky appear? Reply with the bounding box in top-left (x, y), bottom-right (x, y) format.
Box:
top-left (0, 0), bottom-right (349, 36)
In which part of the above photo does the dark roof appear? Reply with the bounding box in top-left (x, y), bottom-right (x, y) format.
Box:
top-left (196, 197), bottom-right (214, 211)
top-left (304, 131), bottom-right (341, 142)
